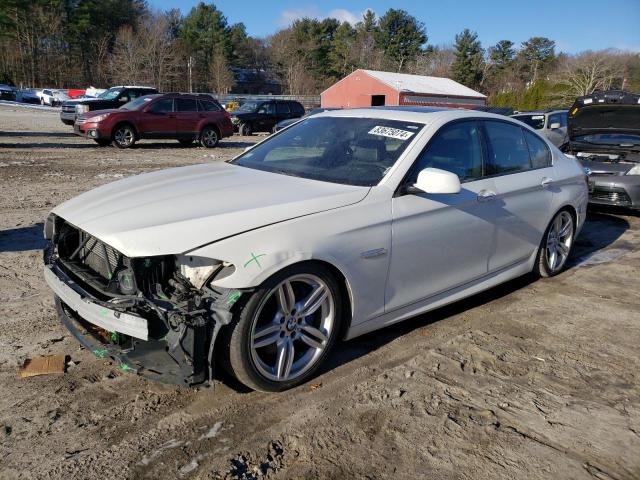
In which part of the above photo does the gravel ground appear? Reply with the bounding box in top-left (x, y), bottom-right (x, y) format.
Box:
top-left (0, 105), bottom-right (639, 480)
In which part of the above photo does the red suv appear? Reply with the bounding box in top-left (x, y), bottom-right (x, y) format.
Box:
top-left (74, 93), bottom-right (234, 148)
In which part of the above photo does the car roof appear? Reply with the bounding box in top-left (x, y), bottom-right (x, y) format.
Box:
top-left (512, 109), bottom-right (567, 115)
top-left (314, 107), bottom-right (514, 125)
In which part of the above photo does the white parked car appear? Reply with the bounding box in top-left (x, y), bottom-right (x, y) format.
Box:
top-left (36, 88), bottom-right (69, 106)
top-left (43, 108), bottom-right (588, 391)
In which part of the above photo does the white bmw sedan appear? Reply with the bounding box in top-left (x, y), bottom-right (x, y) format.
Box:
top-left (43, 108), bottom-right (588, 391)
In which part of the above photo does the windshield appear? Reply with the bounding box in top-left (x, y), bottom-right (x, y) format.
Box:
top-left (99, 88), bottom-right (123, 100)
top-left (231, 116), bottom-right (424, 186)
top-left (512, 114), bottom-right (545, 130)
top-left (120, 95), bottom-right (156, 110)
top-left (236, 101), bottom-right (260, 113)
top-left (573, 133), bottom-right (640, 146)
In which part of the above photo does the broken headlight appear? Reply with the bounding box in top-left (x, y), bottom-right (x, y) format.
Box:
top-left (175, 255), bottom-right (235, 289)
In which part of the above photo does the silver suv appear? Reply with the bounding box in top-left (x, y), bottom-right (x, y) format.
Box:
top-left (511, 110), bottom-right (568, 147)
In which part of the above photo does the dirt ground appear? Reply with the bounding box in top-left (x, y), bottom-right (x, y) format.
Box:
top-left (0, 104), bottom-right (639, 480)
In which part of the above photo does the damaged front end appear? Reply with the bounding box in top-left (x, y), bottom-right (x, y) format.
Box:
top-left (43, 215), bottom-right (245, 386)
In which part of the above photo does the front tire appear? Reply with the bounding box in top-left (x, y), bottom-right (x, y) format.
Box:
top-left (239, 123), bottom-right (252, 136)
top-left (223, 263), bottom-right (342, 392)
top-left (112, 124), bottom-right (136, 149)
top-left (534, 209), bottom-right (575, 277)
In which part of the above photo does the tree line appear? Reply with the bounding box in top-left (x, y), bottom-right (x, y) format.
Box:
top-left (1, 1), bottom-right (638, 109)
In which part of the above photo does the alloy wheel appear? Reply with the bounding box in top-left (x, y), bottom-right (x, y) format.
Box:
top-left (201, 128), bottom-right (218, 147)
top-left (545, 211), bottom-right (574, 273)
top-left (249, 274), bottom-right (335, 382)
top-left (114, 127), bottom-right (134, 147)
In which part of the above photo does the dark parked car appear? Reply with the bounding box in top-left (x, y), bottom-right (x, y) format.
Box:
top-left (74, 93), bottom-right (233, 148)
top-left (18, 89), bottom-right (41, 105)
top-left (0, 84), bottom-right (16, 101)
top-left (273, 107), bottom-right (340, 132)
top-left (60, 85), bottom-right (158, 125)
top-left (564, 90), bottom-right (640, 209)
top-left (230, 99), bottom-right (305, 135)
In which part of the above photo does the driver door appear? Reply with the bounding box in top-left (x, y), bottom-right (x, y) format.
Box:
top-left (138, 98), bottom-right (176, 138)
top-left (255, 102), bottom-right (277, 131)
top-left (385, 120), bottom-right (498, 312)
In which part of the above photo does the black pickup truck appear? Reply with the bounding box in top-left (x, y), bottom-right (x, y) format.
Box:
top-left (60, 86), bottom-right (158, 125)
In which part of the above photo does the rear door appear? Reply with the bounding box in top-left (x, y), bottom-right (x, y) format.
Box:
top-left (175, 97), bottom-right (199, 138)
top-left (481, 120), bottom-right (555, 272)
top-left (138, 97), bottom-right (175, 138)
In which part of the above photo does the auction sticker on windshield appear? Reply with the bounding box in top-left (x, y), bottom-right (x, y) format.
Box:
top-left (368, 126), bottom-right (415, 140)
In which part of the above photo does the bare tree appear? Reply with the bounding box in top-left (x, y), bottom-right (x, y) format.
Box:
top-left (209, 51), bottom-right (235, 94)
top-left (552, 51), bottom-right (626, 104)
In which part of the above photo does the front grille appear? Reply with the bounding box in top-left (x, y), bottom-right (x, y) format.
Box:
top-left (62, 105), bottom-right (76, 114)
top-left (591, 187), bottom-right (632, 205)
top-left (78, 232), bottom-right (123, 279)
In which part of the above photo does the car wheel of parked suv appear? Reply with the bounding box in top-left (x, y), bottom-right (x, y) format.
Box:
top-left (222, 263), bottom-right (343, 392)
top-left (239, 123), bottom-right (253, 136)
top-left (113, 124), bottom-right (136, 149)
top-left (535, 209), bottom-right (575, 277)
top-left (200, 126), bottom-right (219, 148)
top-left (94, 139), bottom-right (111, 147)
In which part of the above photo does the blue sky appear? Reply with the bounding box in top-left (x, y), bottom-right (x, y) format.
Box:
top-left (149, 0), bottom-right (640, 54)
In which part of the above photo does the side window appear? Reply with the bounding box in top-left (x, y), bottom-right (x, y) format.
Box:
top-left (484, 121), bottom-right (531, 175)
top-left (148, 98), bottom-right (173, 113)
top-left (547, 112), bottom-right (567, 128)
top-left (276, 103), bottom-right (290, 114)
top-left (523, 129), bottom-right (552, 169)
top-left (176, 98), bottom-right (197, 112)
top-left (44, 90), bottom-right (52, 96)
top-left (258, 103), bottom-right (276, 115)
top-left (128, 90), bottom-right (141, 100)
top-left (409, 121), bottom-right (484, 183)
top-left (292, 103), bottom-right (305, 115)
top-left (198, 100), bottom-right (221, 112)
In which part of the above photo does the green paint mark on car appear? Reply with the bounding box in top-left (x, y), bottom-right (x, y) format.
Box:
top-left (226, 290), bottom-right (242, 305)
top-left (244, 252), bottom-right (266, 269)
top-left (110, 331), bottom-right (119, 343)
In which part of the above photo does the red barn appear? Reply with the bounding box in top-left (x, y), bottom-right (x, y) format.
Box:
top-left (321, 69), bottom-right (486, 109)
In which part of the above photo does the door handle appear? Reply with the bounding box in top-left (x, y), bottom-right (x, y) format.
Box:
top-left (477, 190), bottom-right (496, 202)
top-left (541, 177), bottom-right (553, 188)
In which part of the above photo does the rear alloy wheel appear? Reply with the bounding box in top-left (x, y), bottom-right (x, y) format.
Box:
top-left (94, 139), bottom-right (111, 147)
top-left (200, 126), bottom-right (219, 148)
top-left (535, 210), bottom-right (575, 277)
top-left (113, 124), bottom-right (136, 149)
top-left (239, 123), bottom-right (252, 136)
top-left (223, 264), bottom-right (342, 392)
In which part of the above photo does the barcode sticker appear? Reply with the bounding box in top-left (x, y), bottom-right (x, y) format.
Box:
top-left (368, 126), bottom-right (415, 140)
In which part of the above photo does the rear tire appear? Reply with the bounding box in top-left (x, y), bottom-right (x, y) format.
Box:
top-left (534, 209), bottom-right (575, 277)
top-left (112, 124), bottom-right (136, 149)
top-left (221, 263), bottom-right (342, 392)
top-left (239, 123), bottom-right (252, 136)
top-left (200, 126), bottom-right (219, 148)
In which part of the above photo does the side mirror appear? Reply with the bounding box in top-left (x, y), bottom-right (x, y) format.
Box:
top-left (549, 122), bottom-right (561, 130)
top-left (412, 168), bottom-right (461, 194)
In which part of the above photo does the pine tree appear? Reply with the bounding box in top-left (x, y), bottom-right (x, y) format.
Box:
top-left (451, 28), bottom-right (484, 89)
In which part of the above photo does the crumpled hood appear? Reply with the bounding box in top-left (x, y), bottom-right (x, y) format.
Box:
top-left (52, 162), bottom-right (369, 257)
